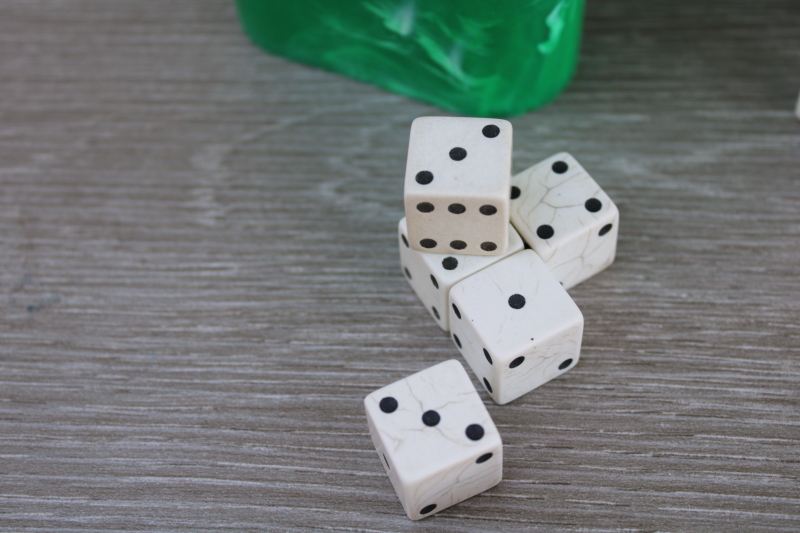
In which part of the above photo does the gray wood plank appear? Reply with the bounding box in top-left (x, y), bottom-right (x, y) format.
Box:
top-left (0, 0), bottom-right (798, 531)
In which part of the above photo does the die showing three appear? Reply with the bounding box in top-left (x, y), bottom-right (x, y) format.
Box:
top-left (364, 360), bottom-right (502, 520)
top-left (510, 152), bottom-right (619, 290)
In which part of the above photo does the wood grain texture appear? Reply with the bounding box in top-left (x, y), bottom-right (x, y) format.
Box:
top-left (1, 1), bottom-right (798, 531)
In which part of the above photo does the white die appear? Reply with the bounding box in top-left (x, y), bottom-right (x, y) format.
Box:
top-left (398, 217), bottom-right (525, 331)
top-left (449, 250), bottom-right (584, 405)
top-left (403, 117), bottom-right (512, 256)
top-left (796, 89), bottom-right (800, 120)
top-left (510, 152), bottom-right (619, 289)
top-left (364, 360), bottom-right (502, 520)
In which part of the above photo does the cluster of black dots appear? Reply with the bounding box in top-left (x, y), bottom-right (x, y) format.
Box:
top-left (401, 233), bottom-right (463, 323)
top-left (511, 160), bottom-right (613, 240)
top-left (451, 293), bottom-right (575, 395)
top-left (417, 232), bottom-right (498, 254)
top-left (378, 395), bottom-right (491, 516)
top-left (413, 124), bottom-right (503, 253)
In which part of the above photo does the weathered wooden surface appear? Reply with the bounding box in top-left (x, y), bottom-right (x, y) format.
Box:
top-left (1, 1), bottom-right (798, 531)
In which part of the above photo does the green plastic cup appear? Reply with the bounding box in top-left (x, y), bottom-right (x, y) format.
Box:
top-left (235, 0), bottom-right (584, 117)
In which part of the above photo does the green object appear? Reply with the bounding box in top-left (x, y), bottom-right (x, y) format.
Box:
top-left (235, 0), bottom-right (584, 117)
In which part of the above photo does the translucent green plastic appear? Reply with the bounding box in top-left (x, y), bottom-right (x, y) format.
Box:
top-left (235, 0), bottom-right (584, 117)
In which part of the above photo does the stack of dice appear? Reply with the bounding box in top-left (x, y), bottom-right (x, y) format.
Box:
top-left (364, 117), bottom-right (619, 520)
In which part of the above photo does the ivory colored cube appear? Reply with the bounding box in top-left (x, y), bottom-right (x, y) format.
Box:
top-left (795, 89), bottom-right (800, 120)
top-left (403, 116), bottom-right (512, 256)
top-left (364, 360), bottom-right (502, 520)
top-left (510, 152), bottom-right (619, 289)
top-left (449, 250), bottom-right (584, 404)
top-left (398, 217), bottom-right (524, 331)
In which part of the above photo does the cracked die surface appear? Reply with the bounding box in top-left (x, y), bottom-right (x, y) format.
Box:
top-left (398, 217), bottom-right (525, 331)
top-left (404, 117), bottom-right (512, 256)
top-left (449, 250), bottom-right (584, 404)
top-left (510, 152), bottom-right (619, 289)
top-left (364, 360), bottom-right (502, 520)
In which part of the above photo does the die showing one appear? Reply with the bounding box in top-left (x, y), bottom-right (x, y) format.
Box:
top-left (449, 250), bottom-right (584, 405)
top-left (510, 152), bottom-right (619, 289)
top-left (398, 217), bottom-right (525, 331)
top-left (364, 359), bottom-right (502, 520)
top-left (404, 116), bottom-right (512, 256)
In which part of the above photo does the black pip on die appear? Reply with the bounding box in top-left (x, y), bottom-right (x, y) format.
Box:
top-left (364, 360), bottom-right (502, 520)
top-left (449, 250), bottom-right (584, 405)
top-left (510, 152), bottom-right (619, 289)
top-left (398, 217), bottom-right (525, 331)
top-left (404, 117), bottom-right (512, 256)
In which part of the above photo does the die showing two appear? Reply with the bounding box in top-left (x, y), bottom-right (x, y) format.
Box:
top-left (365, 117), bottom-right (619, 520)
